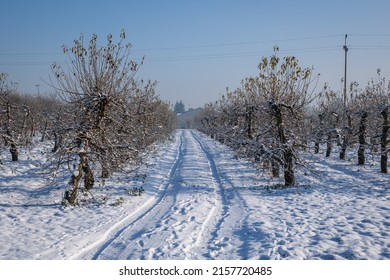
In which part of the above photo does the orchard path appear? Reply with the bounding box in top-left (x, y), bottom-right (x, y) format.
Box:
top-left (72, 129), bottom-right (250, 260)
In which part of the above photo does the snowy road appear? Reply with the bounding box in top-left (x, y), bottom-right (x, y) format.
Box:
top-left (74, 129), bottom-right (250, 259)
top-left (1, 129), bottom-right (389, 260)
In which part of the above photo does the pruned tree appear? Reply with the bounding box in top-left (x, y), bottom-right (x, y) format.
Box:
top-left (244, 49), bottom-right (318, 186)
top-left (312, 70), bottom-right (390, 171)
top-left (313, 85), bottom-right (343, 157)
top-left (362, 71), bottom-right (390, 172)
top-left (196, 48), bottom-right (319, 186)
top-left (49, 30), bottom-right (174, 205)
top-left (0, 74), bottom-right (32, 162)
top-left (337, 81), bottom-right (363, 160)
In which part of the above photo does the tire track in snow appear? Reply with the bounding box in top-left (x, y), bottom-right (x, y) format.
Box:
top-left (69, 130), bottom-right (185, 260)
top-left (73, 130), bottom-right (250, 259)
top-left (190, 132), bottom-right (229, 247)
top-left (133, 130), bottom-right (228, 259)
top-left (93, 131), bottom-right (186, 259)
top-left (122, 130), bottom-right (218, 259)
top-left (96, 129), bottom-right (228, 259)
top-left (191, 130), bottom-right (247, 259)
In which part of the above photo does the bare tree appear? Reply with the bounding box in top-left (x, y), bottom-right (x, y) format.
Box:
top-left (240, 49), bottom-right (318, 186)
top-left (363, 72), bottom-right (390, 172)
top-left (197, 48), bottom-right (319, 186)
top-left (49, 31), bottom-right (174, 205)
top-left (381, 107), bottom-right (389, 173)
top-left (0, 73), bottom-right (23, 161)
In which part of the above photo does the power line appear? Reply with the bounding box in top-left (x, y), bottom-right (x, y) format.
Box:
top-left (1, 34), bottom-right (390, 65)
top-left (0, 47), bottom-right (341, 65)
top-left (352, 45), bottom-right (390, 50)
top-left (5, 44), bottom-right (390, 65)
top-left (145, 46), bottom-right (341, 62)
top-left (0, 34), bottom-right (344, 56)
top-left (348, 33), bottom-right (390, 37)
top-left (0, 52), bottom-right (62, 56)
top-left (131, 34), bottom-right (344, 52)
top-left (0, 61), bottom-right (66, 66)
top-left (1, 34), bottom-right (389, 57)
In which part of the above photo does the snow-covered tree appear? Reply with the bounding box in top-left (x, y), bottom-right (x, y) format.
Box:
top-left (0, 73), bottom-right (18, 161)
top-left (49, 31), bottom-right (175, 205)
top-left (310, 70), bottom-right (390, 172)
top-left (0, 74), bottom-right (35, 161)
top-left (197, 48), bottom-right (319, 186)
top-left (243, 48), bottom-right (318, 186)
top-left (359, 72), bottom-right (390, 172)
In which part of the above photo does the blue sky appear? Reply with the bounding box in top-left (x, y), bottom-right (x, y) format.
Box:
top-left (1, 0), bottom-right (390, 108)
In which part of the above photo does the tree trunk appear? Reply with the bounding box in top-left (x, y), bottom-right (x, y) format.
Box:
top-left (83, 159), bottom-right (94, 190)
top-left (67, 162), bottom-right (83, 205)
top-left (101, 165), bottom-right (110, 178)
top-left (381, 107), bottom-right (389, 173)
top-left (315, 114), bottom-right (324, 154)
top-left (10, 142), bottom-right (18, 161)
top-left (245, 107), bottom-right (254, 139)
top-left (273, 103), bottom-right (295, 186)
top-left (52, 131), bottom-right (61, 153)
top-left (358, 111), bottom-right (368, 165)
top-left (340, 115), bottom-right (352, 160)
top-left (326, 133), bottom-right (332, 157)
top-left (314, 141), bottom-right (320, 154)
top-left (5, 101), bottom-right (18, 161)
top-left (65, 151), bottom-right (94, 205)
top-left (41, 118), bottom-right (48, 142)
top-left (271, 160), bottom-right (280, 178)
top-left (284, 147), bottom-right (296, 186)
top-left (339, 145), bottom-right (346, 160)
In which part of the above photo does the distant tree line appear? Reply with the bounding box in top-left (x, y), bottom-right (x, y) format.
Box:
top-left (174, 100), bottom-right (186, 114)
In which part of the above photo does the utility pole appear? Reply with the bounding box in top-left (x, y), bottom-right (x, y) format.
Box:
top-left (343, 34), bottom-right (348, 110)
top-left (36, 84), bottom-right (40, 95)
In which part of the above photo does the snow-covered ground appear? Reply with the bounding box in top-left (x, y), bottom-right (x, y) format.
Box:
top-left (0, 129), bottom-right (389, 260)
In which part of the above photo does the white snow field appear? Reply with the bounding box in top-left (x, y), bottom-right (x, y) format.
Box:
top-left (0, 129), bottom-right (389, 260)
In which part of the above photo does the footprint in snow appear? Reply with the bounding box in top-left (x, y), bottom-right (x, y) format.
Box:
top-left (277, 246), bottom-right (291, 258)
top-left (137, 240), bottom-right (144, 247)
